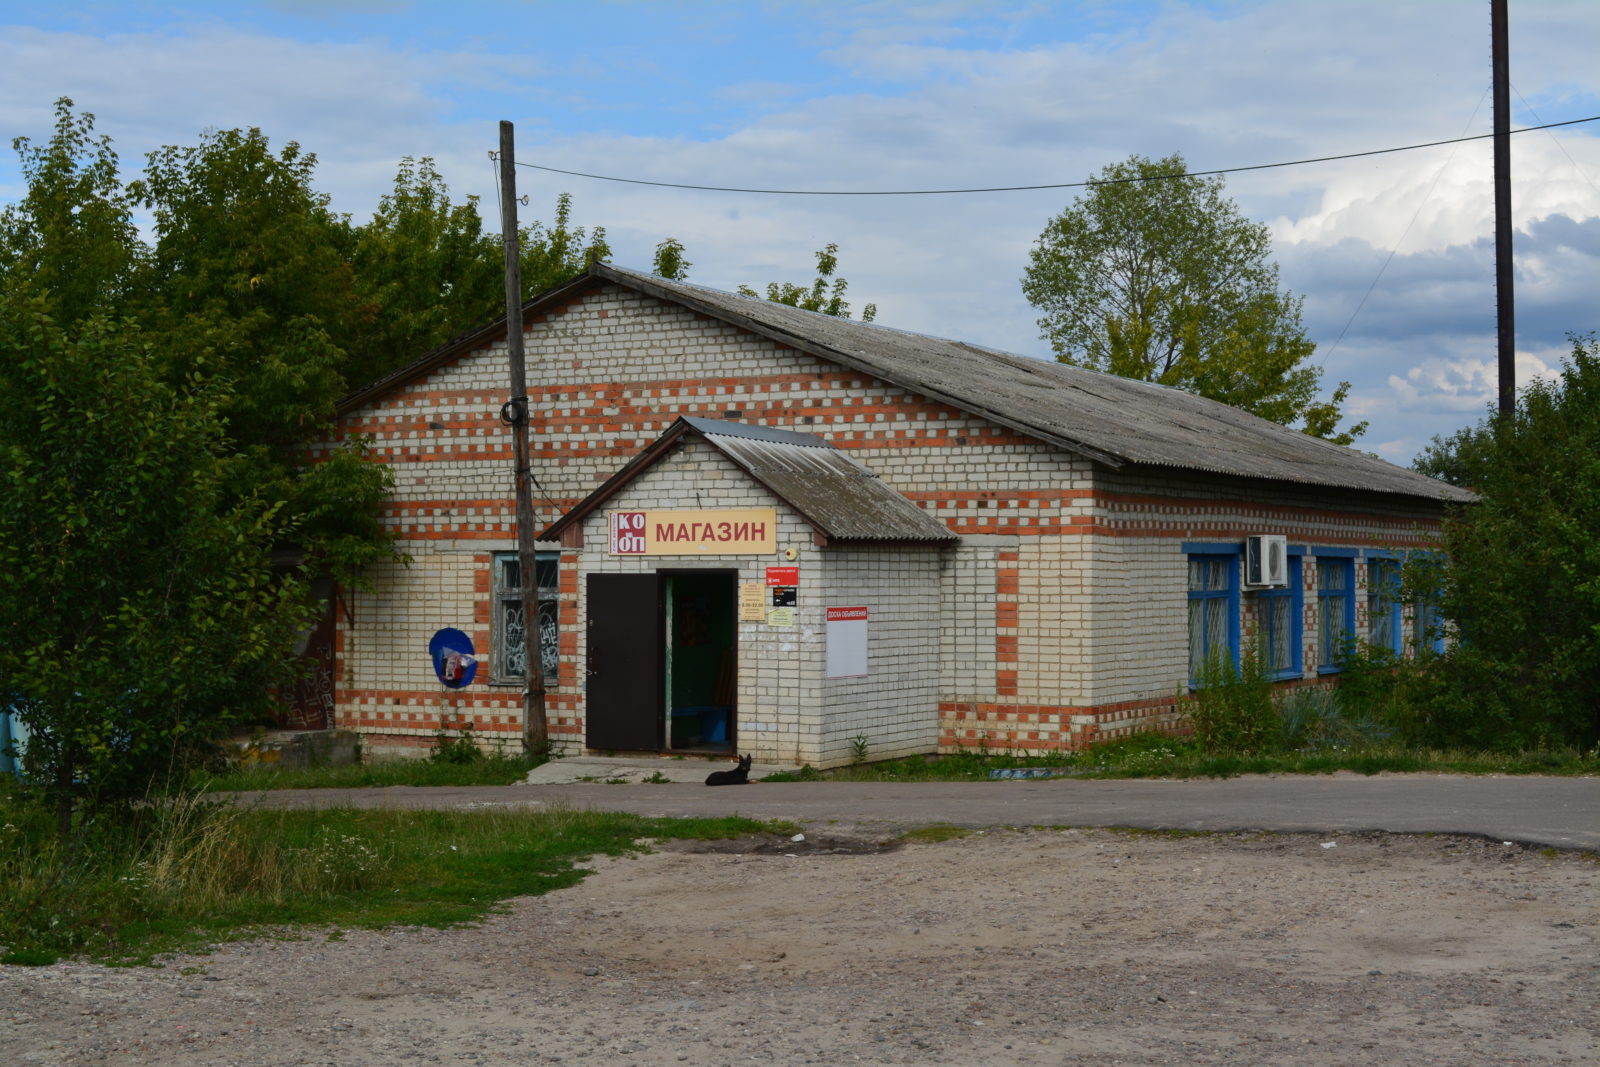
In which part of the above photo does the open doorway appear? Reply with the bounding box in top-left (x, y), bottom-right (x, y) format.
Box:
top-left (664, 571), bottom-right (736, 753)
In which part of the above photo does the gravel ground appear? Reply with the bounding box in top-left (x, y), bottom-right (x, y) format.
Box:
top-left (3, 828), bottom-right (1597, 1066)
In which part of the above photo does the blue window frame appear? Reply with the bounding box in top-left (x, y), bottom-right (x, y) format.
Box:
top-left (1365, 556), bottom-right (1404, 656)
top-left (1185, 544), bottom-right (1240, 682)
top-left (1316, 554), bottom-right (1356, 672)
top-left (1253, 553), bottom-right (1303, 679)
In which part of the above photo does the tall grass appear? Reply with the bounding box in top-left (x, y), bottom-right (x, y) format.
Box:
top-left (189, 752), bottom-right (540, 791)
top-left (0, 784), bottom-right (777, 966)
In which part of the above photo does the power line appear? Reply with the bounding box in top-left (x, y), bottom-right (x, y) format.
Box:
top-left (1319, 89), bottom-right (1491, 367)
top-left (511, 116), bottom-right (1599, 197)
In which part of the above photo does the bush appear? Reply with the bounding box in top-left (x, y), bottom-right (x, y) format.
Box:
top-left (1187, 649), bottom-right (1281, 754)
top-left (1413, 333), bottom-right (1600, 750)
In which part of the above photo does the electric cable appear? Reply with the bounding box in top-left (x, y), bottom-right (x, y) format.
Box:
top-left (510, 116), bottom-right (1599, 197)
top-left (1511, 86), bottom-right (1600, 199)
top-left (1319, 89), bottom-right (1491, 367)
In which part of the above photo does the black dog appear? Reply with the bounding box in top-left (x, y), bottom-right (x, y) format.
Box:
top-left (704, 753), bottom-right (753, 786)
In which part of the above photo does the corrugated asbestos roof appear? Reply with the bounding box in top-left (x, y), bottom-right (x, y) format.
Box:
top-left (342, 262), bottom-right (1472, 504)
top-left (541, 417), bottom-right (957, 545)
top-left (682, 417), bottom-right (958, 543)
top-left (597, 265), bottom-right (1474, 504)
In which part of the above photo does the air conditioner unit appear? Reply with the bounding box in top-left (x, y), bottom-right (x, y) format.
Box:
top-left (1245, 534), bottom-right (1288, 588)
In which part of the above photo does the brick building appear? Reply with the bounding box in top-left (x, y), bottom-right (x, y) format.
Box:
top-left (316, 263), bottom-right (1470, 767)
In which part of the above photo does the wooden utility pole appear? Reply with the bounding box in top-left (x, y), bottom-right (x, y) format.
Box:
top-left (1492, 0), bottom-right (1515, 418)
top-left (498, 120), bottom-right (548, 753)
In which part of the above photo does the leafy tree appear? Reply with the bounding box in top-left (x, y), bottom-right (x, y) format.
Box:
top-left (346, 178), bottom-right (609, 387)
top-left (1401, 333), bottom-right (1600, 749)
top-left (0, 99), bottom-right (144, 326)
top-left (132, 127), bottom-right (356, 449)
top-left (739, 243), bottom-right (877, 321)
top-left (346, 157), bottom-right (502, 387)
top-left (128, 125), bottom-right (397, 581)
top-left (519, 191), bottom-right (610, 301)
top-left (0, 299), bottom-right (312, 834)
top-left (651, 236), bottom-right (691, 281)
top-left (1022, 153), bottom-right (1362, 443)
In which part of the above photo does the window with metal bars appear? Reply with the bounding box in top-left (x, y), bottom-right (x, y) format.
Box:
top-left (1366, 557), bottom-right (1404, 656)
top-left (1253, 554), bottom-right (1303, 679)
top-left (1187, 552), bottom-right (1239, 683)
top-left (1316, 556), bottom-right (1356, 672)
top-left (492, 551), bottom-right (559, 683)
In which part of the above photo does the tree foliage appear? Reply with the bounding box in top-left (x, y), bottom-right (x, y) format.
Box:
top-left (651, 236), bottom-right (691, 281)
top-left (0, 99), bottom-right (144, 326)
top-left (1401, 333), bottom-right (1600, 749)
top-left (348, 176), bottom-right (609, 387)
top-left (739, 243), bottom-right (877, 321)
top-left (0, 300), bottom-right (311, 832)
top-left (0, 101), bottom-right (637, 824)
top-left (1022, 153), bottom-right (1362, 443)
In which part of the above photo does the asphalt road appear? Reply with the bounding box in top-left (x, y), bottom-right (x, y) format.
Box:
top-left (236, 773), bottom-right (1600, 851)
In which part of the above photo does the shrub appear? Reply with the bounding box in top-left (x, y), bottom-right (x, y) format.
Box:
top-left (1187, 649), bottom-right (1281, 754)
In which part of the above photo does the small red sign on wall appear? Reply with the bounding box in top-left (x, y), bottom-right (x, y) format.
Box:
top-left (765, 566), bottom-right (799, 586)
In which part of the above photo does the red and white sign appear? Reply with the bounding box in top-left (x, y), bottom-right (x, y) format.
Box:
top-left (610, 511), bottom-right (647, 554)
top-left (605, 508), bottom-right (775, 555)
top-left (826, 606), bottom-right (868, 622)
top-left (766, 566), bottom-right (800, 586)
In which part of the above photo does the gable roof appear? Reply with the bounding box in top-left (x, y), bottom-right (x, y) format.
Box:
top-left (543, 416), bottom-right (959, 546)
top-left (342, 261), bottom-right (1473, 504)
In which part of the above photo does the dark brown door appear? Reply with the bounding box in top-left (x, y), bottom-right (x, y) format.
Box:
top-left (585, 573), bottom-right (663, 751)
top-left (276, 585), bottom-right (335, 730)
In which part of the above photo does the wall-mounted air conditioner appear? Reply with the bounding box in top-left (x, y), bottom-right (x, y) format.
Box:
top-left (1245, 534), bottom-right (1288, 588)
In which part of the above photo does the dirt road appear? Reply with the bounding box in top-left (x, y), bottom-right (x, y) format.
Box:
top-left (5, 827), bottom-right (1597, 1065)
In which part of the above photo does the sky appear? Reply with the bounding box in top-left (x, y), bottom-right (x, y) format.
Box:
top-left (2, 1), bottom-right (1596, 466)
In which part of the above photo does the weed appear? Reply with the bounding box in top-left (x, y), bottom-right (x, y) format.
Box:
top-left (849, 734), bottom-right (870, 765)
top-left (900, 825), bottom-right (971, 843)
top-left (429, 721), bottom-right (483, 765)
top-left (642, 772), bottom-right (671, 784)
top-left (1187, 648), bottom-right (1280, 754)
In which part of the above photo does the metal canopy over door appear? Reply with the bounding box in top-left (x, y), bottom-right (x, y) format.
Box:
top-left (585, 573), bottom-right (664, 751)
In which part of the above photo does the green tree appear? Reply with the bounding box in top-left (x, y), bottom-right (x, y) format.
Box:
top-left (651, 236), bottom-right (691, 281)
top-left (0, 300), bottom-right (312, 834)
top-left (1404, 333), bottom-right (1600, 749)
top-left (132, 126), bottom-right (356, 449)
top-left (129, 125), bottom-right (396, 581)
top-left (739, 243), bottom-right (877, 321)
top-left (0, 99), bottom-right (144, 326)
top-left (1022, 153), bottom-right (1363, 443)
top-left (519, 191), bottom-right (610, 301)
top-left (346, 157), bottom-right (502, 387)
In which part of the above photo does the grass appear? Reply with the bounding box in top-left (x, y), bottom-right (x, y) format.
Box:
top-left (189, 752), bottom-right (542, 791)
top-left (0, 785), bottom-right (779, 967)
top-left (762, 734), bottom-right (1600, 783)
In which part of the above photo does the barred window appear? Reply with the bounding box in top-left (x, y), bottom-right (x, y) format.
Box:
top-left (1366, 559), bottom-right (1403, 655)
top-left (1187, 554), bottom-right (1237, 681)
top-left (1317, 557), bottom-right (1354, 671)
top-left (493, 551), bottom-right (558, 683)
top-left (1254, 555), bottom-right (1302, 679)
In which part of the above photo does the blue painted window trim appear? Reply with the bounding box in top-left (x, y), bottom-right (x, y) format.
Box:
top-left (1187, 547), bottom-right (1241, 686)
top-left (1252, 554), bottom-right (1304, 680)
top-left (1315, 554), bottom-right (1357, 673)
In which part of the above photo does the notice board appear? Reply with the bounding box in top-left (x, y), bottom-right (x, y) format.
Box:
top-left (825, 605), bottom-right (869, 678)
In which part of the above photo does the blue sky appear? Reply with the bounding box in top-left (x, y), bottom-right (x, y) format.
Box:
top-left (3, 1), bottom-right (1597, 464)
